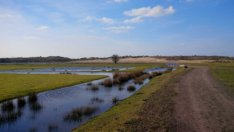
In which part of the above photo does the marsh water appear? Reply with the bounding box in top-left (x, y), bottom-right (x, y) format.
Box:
top-left (0, 67), bottom-right (168, 132)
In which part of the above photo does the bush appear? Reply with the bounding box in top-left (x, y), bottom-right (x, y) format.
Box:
top-left (64, 107), bottom-right (97, 122)
top-left (1, 101), bottom-right (15, 112)
top-left (17, 98), bottom-right (26, 108)
top-left (112, 97), bottom-right (119, 104)
top-left (87, 85), bottom-right (99, 91)
top-left (101, 79), bottom-right (113, 87)
top-left (134, 74), bottom-right (150, 85)
top-left (28, 94), bottom-right (38, 104)
top-left (127, 85), bottom-right (136, 92)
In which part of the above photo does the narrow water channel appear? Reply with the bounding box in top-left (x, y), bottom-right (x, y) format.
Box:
top-left (0, 67), bottom-right (168, 132)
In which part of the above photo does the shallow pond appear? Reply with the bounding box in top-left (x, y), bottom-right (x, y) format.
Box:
top-left (0, 67), bottom-right (168, 132)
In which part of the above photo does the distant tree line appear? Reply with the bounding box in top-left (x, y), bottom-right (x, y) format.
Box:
top-left (0, 56), bottom-right (71, 63)
top-left (1, 55), bottom-right (233, 63)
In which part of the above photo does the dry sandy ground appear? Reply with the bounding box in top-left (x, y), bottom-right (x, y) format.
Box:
top-left (74, 57), bottom-right (213, 64)
top-left (173, 68), bottom-right (234, 132)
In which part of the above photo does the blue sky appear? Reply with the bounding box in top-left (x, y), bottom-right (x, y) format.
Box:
top-left (0, 0), bottom-right (234, 58)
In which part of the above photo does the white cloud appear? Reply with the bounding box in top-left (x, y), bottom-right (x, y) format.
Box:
top-left (36, 25), bottom-right (49, 31)
top-left (124, 5), bottom-right (175, 18)
top-left (84, 16), bottom-right (114, 24)
top-left (97, 17), bottom-right (114, 24)
top-left (124, 17), bottom-right (144, 24)
top-left (104, 26), bottom-right (134, 33)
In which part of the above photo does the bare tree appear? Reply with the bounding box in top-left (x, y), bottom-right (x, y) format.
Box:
top-left (111, 54), bottom-right (120, 64)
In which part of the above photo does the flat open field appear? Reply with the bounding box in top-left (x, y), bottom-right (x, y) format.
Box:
top-left (0, 63), bottom-right (160, 71)
top-left (210, 64), bottom-right (234, 96)
top-left (0, 74), bottom-right (105, 102)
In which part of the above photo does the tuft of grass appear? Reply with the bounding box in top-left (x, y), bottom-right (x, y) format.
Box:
top-left (90, 97), bottom-right (104, 104)
top-left (101, 79), bottom-right (113, 87)
top-left (87, 82), bottom-right (93, 86)
top-left (48, 124), bottom-right (58, 132)
top-left (64, 107), bottom-right (97, 122)
top-left (87, 85), bottom-right (99, 91)
top-left (28, 94), bottom-right (38, 104)
top-left (127, 85), bottom-right (136, 92)
top-left (112, 97), bottom-right (119, 104)
top-left (1, 101), bottom-right (15, 112)
top-left (17, 98), bottom-right (26, 109)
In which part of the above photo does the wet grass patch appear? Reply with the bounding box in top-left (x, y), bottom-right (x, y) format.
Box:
top-left (64, 106), bottom-right (97, 122)
top-left (0, 111), bottom-right (22, 126)
top-left (17, 98), bottom-right (26, 109)
top-left (87, 85), bottom-right (99, 91)
top-left (112, 97), bottom-right (119, 104)
top-left (1, 101), bottom-right (15, 112)
top-left (90, 97), bottom-right (104, 104)
top-left (127, 85), bottom-right (136, 92)
top-left (100, 79), bottom-right (113, 87)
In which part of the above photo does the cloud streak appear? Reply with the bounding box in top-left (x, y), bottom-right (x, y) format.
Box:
top-left (123, 5), bottom-right (175, 23)
top-left (104, 26), bottom-right (134, 33)
top-left (85, 16), bottom-right (114, 24)
top-left (124, 5), bottom-right (175, 17)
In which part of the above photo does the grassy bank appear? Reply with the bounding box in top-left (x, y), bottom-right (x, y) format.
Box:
top-left (209, 63), bottom-right (234, 96)
top-left (0, 74), bottom-right (105, 102)
top-left (74, 68), bottom-right (186, 132)
top-left (0, 63), bottom-right (162, 71)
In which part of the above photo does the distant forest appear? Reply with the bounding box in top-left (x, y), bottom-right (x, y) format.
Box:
top-left (0, 56), bottom-right (71, 63)
top-left (0, 55), bottom-right (233, 63)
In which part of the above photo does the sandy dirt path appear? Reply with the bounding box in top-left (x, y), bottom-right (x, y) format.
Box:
top-left (173, 68), bottom-right (234, 132)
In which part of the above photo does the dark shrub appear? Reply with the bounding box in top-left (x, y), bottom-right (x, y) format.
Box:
top-left (151, 72), bottom-right (162, 78)
top-left (90, 97), bottom-right (104, 104)
top-left (29, 103), bottom-right (42, 112)
top-left (87, 82), bottom-right (92, 86)
top-left (48, 124), bottom-right (58, 132)
top-left (28, 94), bottom-right (38, 104)
top-left (102, 79), bottom-right (113, 87)
top-left (64, 108), bottom-right (83, 122)
top-left (17, 98), bottom-right (26, 109)
top-left (129, 71), bottom-right (145, 79)
top-left (1, 101), bottom-right (15, 112)
top-left (87, 85), bottom-right (99, 91)
top-left (83, 107), bottom-right (97, 116)
top-left (134, 74), bottom-right (150, 85)
top-left (118, 87), bottom-right (124, 91)
top-left (112, 97), bottom-right (119, 104)
top-left (127, 85), bottom-right (136, 92)
top-left (113, 72), bottom-right (131, 85)
top-left (0, 111), bottom-right (22, 125)
top-left (64, 106), bottom-right (97, 122)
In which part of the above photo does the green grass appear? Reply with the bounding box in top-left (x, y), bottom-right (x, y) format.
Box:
top-left (74, 68), bottom-right (186, 132)
top-left (0, 74), bottom-right (106, 102)
top-left (0, 63), bottom-right (163, 71)
top-left (210, 63), bottom-right (234, 95)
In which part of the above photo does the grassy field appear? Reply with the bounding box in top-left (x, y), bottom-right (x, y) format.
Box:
top-left (0, 74), bottom-right (105, 102)
top-left (209, 63), bottom-right (234, 95)
top-left (74, 68), bottom-right (186, 132)
top-left (0, 63), bottom-right (162, 71)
